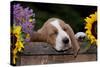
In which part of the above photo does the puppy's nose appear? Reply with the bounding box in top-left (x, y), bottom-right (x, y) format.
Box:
top-left (62, 37), bottom-right (69, 44)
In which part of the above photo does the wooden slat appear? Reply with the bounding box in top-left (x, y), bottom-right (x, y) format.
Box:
top-left (22, 42), bottom-right (73, 55)
top-left (20, 54), bottom-right (97, 65)
top-left (21, 55), bottom-right (48, 65)
top-left (22, 42), bottom-right (97, 55)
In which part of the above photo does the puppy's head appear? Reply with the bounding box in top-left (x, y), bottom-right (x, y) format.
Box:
top-left (48, 19), bottom-right (72, 51)
top-left (30, 18), bottom-right (80, 57)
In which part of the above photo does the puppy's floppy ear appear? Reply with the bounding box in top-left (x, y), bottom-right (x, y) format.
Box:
top-left (65, 24), bottom-right (80, 57)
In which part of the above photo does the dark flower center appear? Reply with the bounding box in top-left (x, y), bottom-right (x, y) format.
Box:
top-left (91, 21), bottom-right (97, 39)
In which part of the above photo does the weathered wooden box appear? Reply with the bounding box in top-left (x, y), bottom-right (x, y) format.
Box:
top-left (16, 42), bottom-right (97, 66)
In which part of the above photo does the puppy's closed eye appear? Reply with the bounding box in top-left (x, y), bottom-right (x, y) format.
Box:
top-left (50, 31), bottom-right (58, 36)
top-left (49, 30), bottom-right (58, 36)
top-left (63, 28), bottom-right (67, 31)
top-left (54, 31), bottom-right (58, 35)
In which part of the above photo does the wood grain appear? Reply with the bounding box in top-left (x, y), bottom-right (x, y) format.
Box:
top-left (22, 42), bottom-right (97, 55)
top-left (16, 42), bottom-right (97, 66)
top-left (20, 54), bottom-right (97, 65)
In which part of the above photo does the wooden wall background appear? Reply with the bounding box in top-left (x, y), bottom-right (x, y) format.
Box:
top-left (16, 42), bottom-right (97, 66)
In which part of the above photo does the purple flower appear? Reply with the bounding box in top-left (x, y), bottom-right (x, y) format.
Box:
top-left (13, 4), bottom-right (35, 34)
top-left (22, 22), bottom-right (34, 34)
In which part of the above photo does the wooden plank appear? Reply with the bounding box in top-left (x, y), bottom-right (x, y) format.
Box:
top-left (20, 55), bottom-right (48, 65)
top-left (22, 42), bottom-right (73, 55)
top-left (22, 42), bottom-right (97, 55)
top-left (20, 54), bottom-right (97, 65)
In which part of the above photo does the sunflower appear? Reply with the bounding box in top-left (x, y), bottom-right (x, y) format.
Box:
top-left (12, 26), bottom-right (24, 64)
top-left (84, 12), bottom-right (97, 44)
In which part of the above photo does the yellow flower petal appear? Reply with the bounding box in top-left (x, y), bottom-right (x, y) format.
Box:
top-left (26, 34), bottom-right (30, 39)
top-left (13, 26), bottom-right (22, 38)
top-left (13, 48), bottom-right (17, 64)
top-left (29, 19), bottom-right (33, 23)
top-left (85, 23), bottom-right (92, 30)
top-left (85, 17), bottom-right (93, 24)
top-left (86, 30), bottom-right (91, 35)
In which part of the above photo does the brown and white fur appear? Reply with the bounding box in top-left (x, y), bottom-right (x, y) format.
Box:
top-left (30, 18), bottom-right (80, 57)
